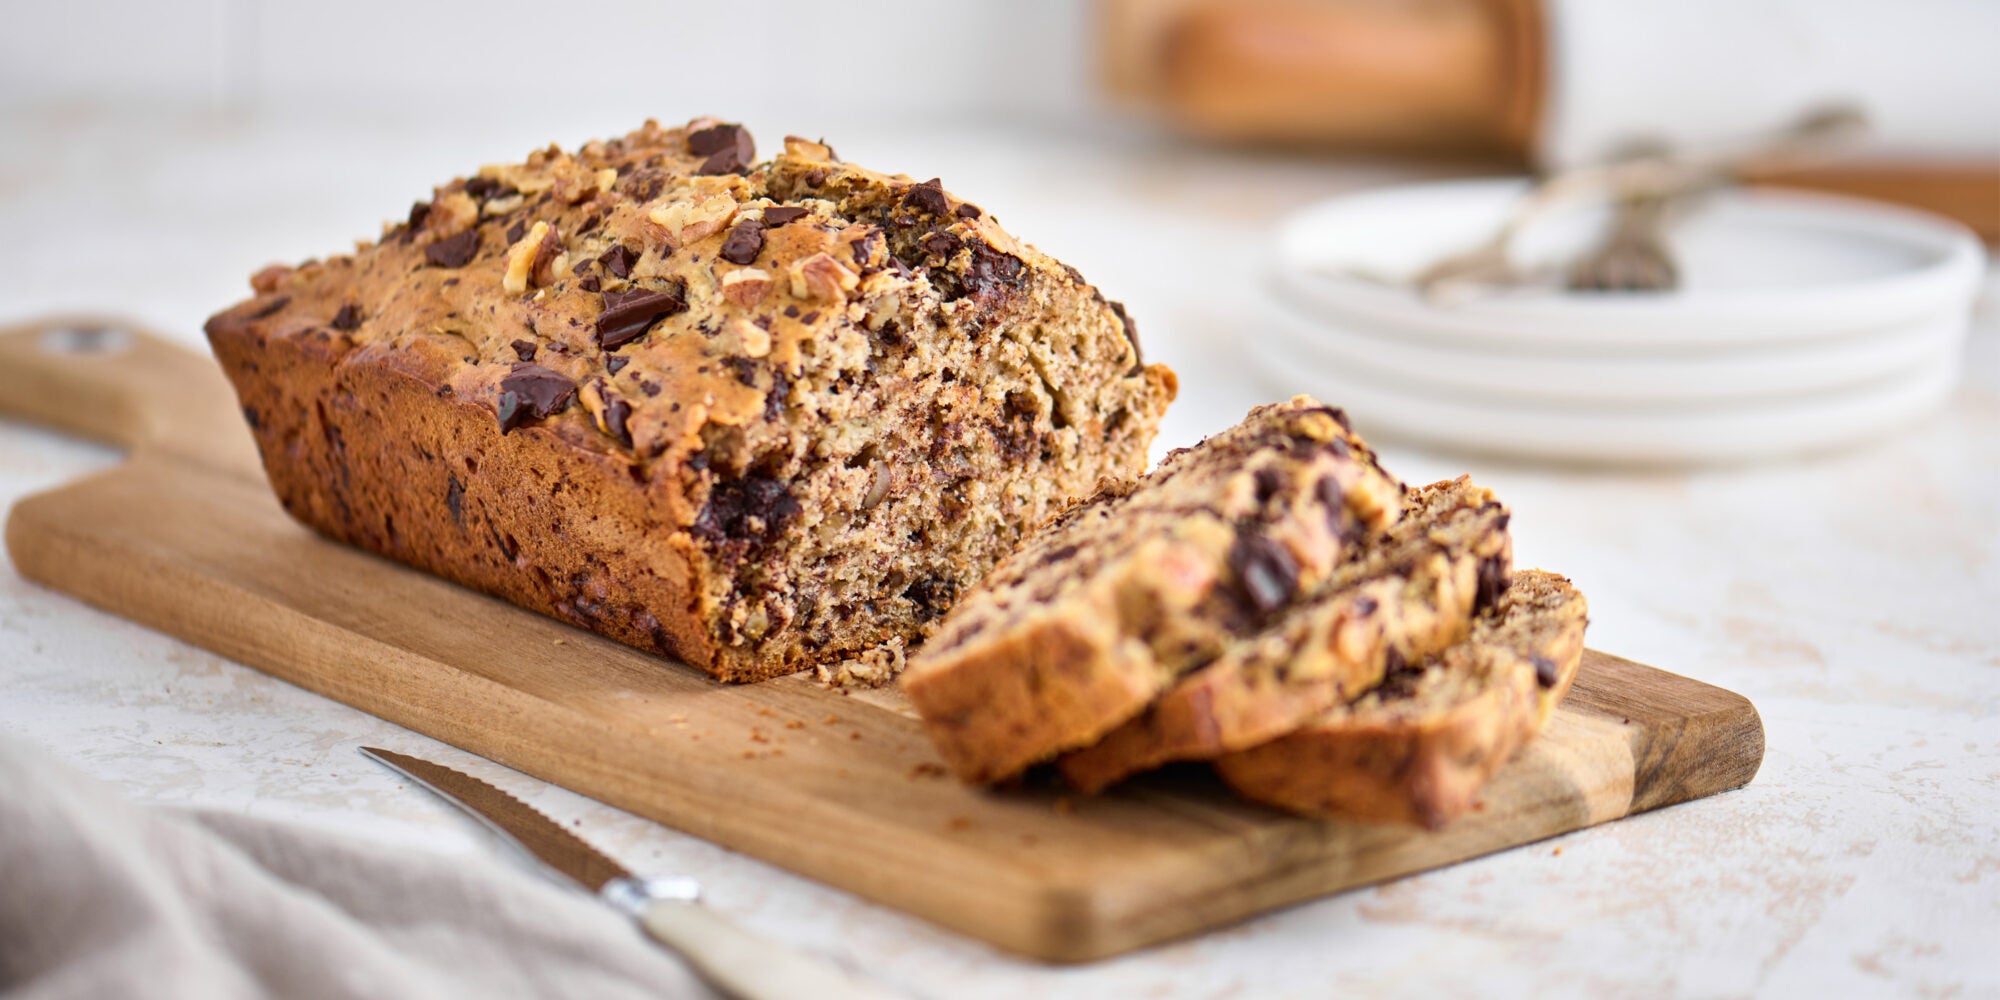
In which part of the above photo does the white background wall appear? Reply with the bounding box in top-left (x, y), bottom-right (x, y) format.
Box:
top-left (0, 0), bottom-right (1096, 125)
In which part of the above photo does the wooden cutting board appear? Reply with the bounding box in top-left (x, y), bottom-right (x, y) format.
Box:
top-left (0, 316), bottom-right (1764, 962)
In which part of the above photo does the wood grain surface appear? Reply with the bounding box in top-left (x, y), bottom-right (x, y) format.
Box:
top-left (0, 318), bottom-right (1764, 961)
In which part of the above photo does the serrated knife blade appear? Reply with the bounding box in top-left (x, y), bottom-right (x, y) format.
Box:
top-left (360, 747), bottom-right (894, 1000)
top-left (361, 747), bottom-right (631, 893)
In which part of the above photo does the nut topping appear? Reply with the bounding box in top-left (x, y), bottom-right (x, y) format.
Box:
top-left (790, 252), bottom-right (858, 302)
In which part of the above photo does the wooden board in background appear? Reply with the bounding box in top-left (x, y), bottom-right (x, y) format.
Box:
top-left (0, 318), bottom-right (1764, 961)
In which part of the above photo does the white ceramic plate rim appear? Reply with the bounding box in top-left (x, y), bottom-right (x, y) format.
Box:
top-left (1260, 294), bottom-right (1969, 406)
top-left (1250, 336), bottom-right (1960, 465)
top-left (1273, 180), bottom-right (1986, 350)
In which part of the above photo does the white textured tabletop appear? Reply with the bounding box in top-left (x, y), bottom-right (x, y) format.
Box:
top-left (2, 108), bottom-right (1995, 1000)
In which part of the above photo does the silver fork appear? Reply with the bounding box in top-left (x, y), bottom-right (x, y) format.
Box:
top-left (1565, 188), bottom-right (1680, 292)
top-left (1402, 106), bottom-right (1866, 301)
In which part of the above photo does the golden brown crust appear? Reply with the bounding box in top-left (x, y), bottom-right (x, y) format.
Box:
top-left (1059, 476), bottom-right (1513, 793)
top-left (206, 118), bottom-right (1174, 681)
top-left (1213, 570), bottom-right (1587, 828)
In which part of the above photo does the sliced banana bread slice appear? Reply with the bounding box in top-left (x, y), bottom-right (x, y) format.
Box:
top-left (1059, 476), bottom-right (1512, 793)
top-left (1214, 570), bottom-right (1588, 829)
top-left (901, 397), bottom-right (1405, 783)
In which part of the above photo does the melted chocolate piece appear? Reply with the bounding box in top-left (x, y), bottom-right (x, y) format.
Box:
top-left (603, 396), bottom-right (633, 448)
top-left (595, 286), bottom-right (687, 349)
top-left (425, 230), bottom-right (480, 268)
top-left (693, 474), bottom-right (800, 545)
top-left (1107, 300), bottom-right (1142, 371)
top-left (1230, 533), bottom-right (1300, 617)
top-left (689, 123), bottom-right (754, 175)
top-left (962, 243), bottom-right (1026, 299)
top-left (463, 176), bottom-right (515, 200)
top-left (599, 244), bottom-right (638, 279)
top-left (510, 339), bottom-right (537, 361)
top-left (920, 231), bottom-right (959, 259)
top-left (903, 177), bottom-right (950, 216)
top-left (762, 205), bottom-right (809, 226)
top-left (495, 391), bottom-right (528, 433)
top-left (497, 364), bottom-right (577, 428)
top-left (904, 576), bottom-right (960, 621)
top-left (1253, 467), bottom-right (1284, 504)
top-left (1533, 655), bottom-right (1560, 688)
top-left (330, 303), bottom-right (362, 331)
top-left (246, 296), bottom-right (290, 320)
top-left (1475, 555), bottom-right (1510, 612)
top-left (719, 220), bottom-right (766, 265)
top-left (445, 472), bottom-right (466, 527)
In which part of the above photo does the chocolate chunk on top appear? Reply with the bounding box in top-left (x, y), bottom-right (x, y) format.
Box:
top-left (599, 244), bottom-right (638, 279)
top-left (510, 339), bottom-right (537, 361)
top-left (903, 178), bottom-right (950, 216)
top-left (463, 176), bottom-right (514, 200)
top-left (596, 286), bottom-right (687, 350)
top-left (329, 303), bottom-right (362, 331)
top-left (425, 230), bottom-right (480, 268)
top-left (719, 220), bottom-right (766, 265)
top-left (603, 396), bottom-right (633, 448)
top-left (498, 363), bottom-right (577, 423)
top-left (688, 123), bottom-right (754, 175)
top-left (762, 205), bottom-right (809, 227)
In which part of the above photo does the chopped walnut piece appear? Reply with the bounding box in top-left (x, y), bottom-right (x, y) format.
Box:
top-left (648, 192), bottom-right (738, 248)
top-left (482, 193), bottom-right (524, 217)
top-left (250, 264), bottom-right (293, 294)
top-left (722, 318), bottom-right (771, 359)
top-left (502, 221), bottom-right (559, 294)
top-left (425, 192), bottom-right (479, 239)
top-left (783, 136), bottom-right (835, 161)
top-left (479, 162), bottom-right (554, 196)
top-left (790, 252), bottom-right (858, 302)
top-left (720, 267), bottom-right (773, 308)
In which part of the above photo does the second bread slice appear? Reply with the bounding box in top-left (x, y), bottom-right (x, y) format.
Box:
top-left (1214, 569), bottom-right (1588, 828)
top-left (1058, 476), bottom-right (1512, 793)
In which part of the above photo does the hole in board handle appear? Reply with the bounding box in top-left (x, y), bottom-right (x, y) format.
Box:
top-left (40, 326), bottom-right (133, 355)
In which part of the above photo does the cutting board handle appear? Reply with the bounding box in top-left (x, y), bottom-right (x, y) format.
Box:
top-left (0, 315), bottom-right (260, 476)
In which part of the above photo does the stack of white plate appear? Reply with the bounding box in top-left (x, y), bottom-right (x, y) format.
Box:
top-left (1257, 179), bottom-right (1986, 464)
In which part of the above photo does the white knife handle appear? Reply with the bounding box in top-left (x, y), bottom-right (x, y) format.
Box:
top-left (631, 897), bottom-right (896, 1000)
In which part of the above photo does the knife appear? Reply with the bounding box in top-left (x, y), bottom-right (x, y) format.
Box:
top-left (360, 747), bottom-right (896, 1000)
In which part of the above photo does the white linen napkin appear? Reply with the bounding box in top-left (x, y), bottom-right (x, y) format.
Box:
top-left (0, 735), bottom-right (715, 999)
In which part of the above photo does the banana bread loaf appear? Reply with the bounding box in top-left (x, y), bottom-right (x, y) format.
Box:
top-left (1214, 569), bottom-right (1588, 828)
top-left (206, 118), bottom-right (1177, 681)
top-left (1058, 475), bottom-right (1513, 793)
top-left (900, 397), bottom-right (1405, 782)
